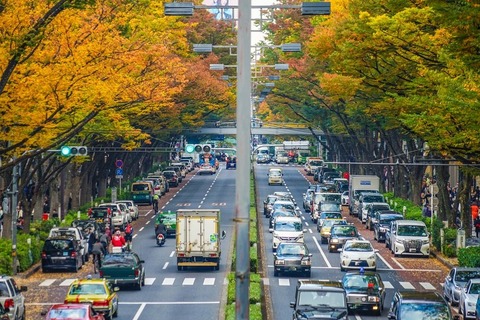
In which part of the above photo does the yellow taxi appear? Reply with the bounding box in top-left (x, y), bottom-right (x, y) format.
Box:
top-left (318, 218), bottom-right (347, 244)
top-left (64, 277), bottom-right (119, 319)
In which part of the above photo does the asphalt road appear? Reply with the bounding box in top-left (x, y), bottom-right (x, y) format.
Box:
top-left (253, 162), bottom-right (453, 320)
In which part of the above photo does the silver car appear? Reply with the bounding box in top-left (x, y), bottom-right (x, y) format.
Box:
top-left (459, 278), bottom-right (480, 319)
top-left (443, 267), bottom-right (480, 306)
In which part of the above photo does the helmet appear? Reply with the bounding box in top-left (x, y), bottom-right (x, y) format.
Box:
top-left (115, 231), bottom-right (121, 235)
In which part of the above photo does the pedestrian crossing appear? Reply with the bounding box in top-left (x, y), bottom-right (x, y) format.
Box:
top-left (37, 277), bottom-right (221, 288)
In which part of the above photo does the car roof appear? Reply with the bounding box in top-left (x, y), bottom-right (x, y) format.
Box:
top-left (396, 291), bottom-right (445, 303)
top-left (71, 278), bottom-right (108, 285)
top-left (344, 239), bottom-right (371, 245)
top-left (395, 220), bottom-right (426, 226)
top-left (297, 279), bottom-right (344, 291)
top-left (275, 216), bottom-right (301, 222)
top-left (50, 303), bottom-right (90, 310)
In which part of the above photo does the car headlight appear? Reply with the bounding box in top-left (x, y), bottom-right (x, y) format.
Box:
top-left (368, 296), bottom-right (380, 302)
top-left (422, 239), bottom-right (430, 245)
top-left (341, 254), bottom-right (348, 259)
top-left (331, 239), bottom-right (339, 243)
top-left (368, 254), bottom-right (376, 260)
top-left (468, 301), bottom-right (476, 307)
top-left (275, 259), bottom-right (285, 265)
top-left (379, 227), bottom-right (388, 232)
top-left (395, 239), bottom-right (403, 244)
top-left (301, 259), bottom-right (311, 266)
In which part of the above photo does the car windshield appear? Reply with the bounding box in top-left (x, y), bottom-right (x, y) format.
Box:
top-left (468, 283), bottom-right (480, 294)
top-left (132, 183), bottom-right (150, 191)
top-left (50, 230), bottom-right (76, 238)
top-left (321, 203), bottom-right (341, 211)
top-left (44, 240), bottom-right (73, 251)
top-left (277, 245), bottom-right (307, 255)
top-left (456, 270), bottom-right (480, 282)
top-left (397, 225), bottom-right (427, 237)
top-left (275, 221), bottom-right (303, 231)
top-left (309, 160), bottom-right (323, 166)
top-left (270, 171), bottom-right (282, 177)
top-left (320, 212), bottom-right (342, 220)
top-left (343, 275), bottom-right (379, 290)
top-left (274, 203), bottom-right (295, 211)
top-left (69, 283), bottom-right (106, 295)
top-left (363, 195), bottom-right (384, 202)
top-left (298, 291), bottom-right (346, 308)
top-left (323, 220), bottom-right (344, 228)
top-left (273, 211), bottom-right (295, 218)
top-left (103, 254), bottom-right (136, 266)
top-left (91, 209), bottom-right (107, 218)
top-left (332, 226), bottom-right (357, 237)
top-left (379, 215), bottom-right (403, 225)
top-left (344, 242), bottom-right (373, 252)
top-left (399, 303), bottom-right (450, 320)
top-left (48, 308), bottom-right (87, 318)
top-left (163, 172), bottom-right (174, 178)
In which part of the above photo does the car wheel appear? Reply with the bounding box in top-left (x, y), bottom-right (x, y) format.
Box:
top-left (142, 274), bottom-right (145, 286)
top-left (112, 303), bottom-right (118, 318)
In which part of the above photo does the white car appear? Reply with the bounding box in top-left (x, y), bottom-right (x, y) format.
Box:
top-left (116, 200), bottom-right (139, 221)
top-left (341, 191), bottom-right (350, 205)
top-left (99, 203), bottom-right (128, 229)
top-left (198, 164), bottom-right (216, 175)
top-left (459, 278), bottom-right (480, 319)
top-left (269, 216), bottom-right (306, 251)
top-left (339, 239), bottom-right (378, 271)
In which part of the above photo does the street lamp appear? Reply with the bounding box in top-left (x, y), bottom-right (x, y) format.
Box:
top-left (301, 2), bottom-right (331, 15)
top-left (164, 2), bottom-right (194, 16)
top-left (193, 43), bottom-right (302, 54)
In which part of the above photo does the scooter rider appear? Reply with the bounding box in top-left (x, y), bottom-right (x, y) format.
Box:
top-left (155, 219), bottom-right (167, 239)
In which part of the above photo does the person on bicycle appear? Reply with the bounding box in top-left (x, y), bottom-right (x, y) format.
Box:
top-left (91, 238), bottom-right (105, 269)
top-left (153, 193), bottom-right (160, 213)
top-left (111, 230), bottom-right (126, 251)
top-left (124, 222), bottom-right (133, 247)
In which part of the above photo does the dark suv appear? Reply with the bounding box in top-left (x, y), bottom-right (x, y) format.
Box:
top-left (388, 291), bottom-right (459, 320)
top-left (0, 275), bottom-right (27, 320)
top-left (41, 237), bottom-right (84, 272)
top-left (290, 279), bottom-right (348, 320)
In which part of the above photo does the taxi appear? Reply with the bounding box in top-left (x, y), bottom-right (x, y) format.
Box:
top-left (341, 270), bottom-right (385, 316)
top-left (154, 211), bottom-right (176, 237)
top-left (64, 277), bottom-right (119, 319)
top-left (318, 218), bottom-right (347, 244)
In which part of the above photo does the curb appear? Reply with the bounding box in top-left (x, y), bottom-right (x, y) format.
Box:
top-left (17, 262), bottom-right (41, 279)
top-left (431, 250), bottom-right (457, 269)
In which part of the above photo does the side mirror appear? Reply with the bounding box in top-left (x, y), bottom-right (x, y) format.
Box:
top-left (40, 310), bottom-right (48, 316)
top-left (269, 228), bottom-right (274, 233)
top-left (113, 286), bottom-right (120, 292)
top-left (307, 253), bottom-right (313, 257)
top-left (338, 248), bottom-right (343, 252)
top-left (303, 229), bottom-right (307, 233)
top-left (290, 302), bottom-right (295, 309)
top-left (374, 249), bottom-right (379, 253)
top-left (273, 253), bottom-right (277, 257)
top-left (140, 260), bottom-right (145, 263)
top-left (221, 230), bottom-right (226, 239)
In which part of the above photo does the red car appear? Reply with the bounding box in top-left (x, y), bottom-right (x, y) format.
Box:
top-left (43, 304), bottom-right (105, 320)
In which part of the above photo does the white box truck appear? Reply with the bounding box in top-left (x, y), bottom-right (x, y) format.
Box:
top-left (176, 209), bottom-right (225, 271)
top-left (348, 175), bottom-right (380, 216)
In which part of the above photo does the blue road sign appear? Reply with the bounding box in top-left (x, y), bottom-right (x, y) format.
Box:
top-left (115, 168), bottom-right (123, 176)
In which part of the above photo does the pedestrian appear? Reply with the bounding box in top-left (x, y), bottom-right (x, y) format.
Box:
top-left (471, 201), bottom-right (479, 221)
top-left (86, 228), bottom-right (96, 262)
top-left (474, 216), bottom-right (480, 238)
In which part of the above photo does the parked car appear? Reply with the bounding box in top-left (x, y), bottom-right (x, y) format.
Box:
top-left (99, 203), bottom-right (127, 230)
top-left (88, 207), bottom-right (110, 231)
top-left (365, 203), bottom-right (391, 229)
top-left (42, 237), bottom-right (84, 272)
top-left (443, 267), bottom-right (480, 306)
top-left (99, 252), bottom-right (145, 290)
top-left (130, 181), bottom-right (154, 205)
top-left (162, 170), bottom-right (179, 187)
top-left (165, 166), bottom-right (183, 182)
top-left (386, 220), bottom-right (430, 257)
top-left (373, 211), bottom-right (404, 242)
top-left (116, 200), bottom-right (139, 221)
top-left (339, 239), bottom-right (378, 271)
top-left (388, 291), bottom-right (458, 320)
top-left (0, 275), bottom-right (27, 320)
top-left (143, 177), bottom-right (165, 197)
top-left (64, 278), bottom-right (119, 320)
top-left (273, 242), bottom-right (312, 277)
top-left (43, 303), bottom-right (106, 320)
top-left (341, 191), bottom-right (350, 205)
top-left (49, 227), bottom-right (88, 263)
top-left (342, 271), bottom-right (385, 315)
top-left (71, 220), bottom-right (102, 240)
top-left (459, 278), bottom-right (480, 319)
top-left (328, 224), bottom-right (361, 253)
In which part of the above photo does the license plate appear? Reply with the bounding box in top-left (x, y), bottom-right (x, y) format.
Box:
top-left (63, 252), bottom-right (69, 256)
top-left (409, 248), bottom-right (417, 252)
top-left (289, 267), bottom-right (297, 271)
top-left (355, 261), bottom-right (361, 266)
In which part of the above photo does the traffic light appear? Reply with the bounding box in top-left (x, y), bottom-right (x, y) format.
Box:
top-left (194, 145), bottom-right (203, 153)
top-left (185, 144), bottom-right (195, 153)
top-left (60, 146), bottom-right (88, 156)
top-left (203, 145), bottom-right (211, 153)
top-left (193, 144), bottom-right (212, 153)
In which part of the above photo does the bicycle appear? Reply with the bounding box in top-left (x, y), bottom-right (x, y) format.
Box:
top-left (153, 200), bottom-right (159, 213)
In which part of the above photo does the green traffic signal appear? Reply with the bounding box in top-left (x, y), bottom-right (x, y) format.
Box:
top-left (61, 146), bottom-right (71, 156)
top-left (185, 145), bottom-right (195, 153)
top-left (60, 146), bottom-right (88, 156)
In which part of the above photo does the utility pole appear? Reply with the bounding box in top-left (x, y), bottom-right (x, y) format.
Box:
top-left (11, 163), bottom-right (19, 275)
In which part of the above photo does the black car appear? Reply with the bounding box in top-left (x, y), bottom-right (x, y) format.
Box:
top-left (263, 195), bottom-right (279, 216)
top-left (41, 237), bottom-right (84, 272)
top-left (388, 291), bottom-right (459, 320)
top-left (226, 156), bottom-right (236, 169)
top-left (290, 280), bottom-right (348, 320)
top-left (373, 212), bottom-right (404, 242)
top-left (88, 207), bottom-right (110, 231)
top-left (162, 170), bottom-right (179, 187)
top-left (273, 242), bottom-right (312, 277)
top-left (365, 204), bottom-right (392, 229)
top-left (328, 225), bottom-right (360, 252)
top-left (342, 271), bottom-right (386, 315)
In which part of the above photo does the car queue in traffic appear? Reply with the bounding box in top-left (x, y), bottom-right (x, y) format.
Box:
top-left (255, 154), bottom-right (466, 320)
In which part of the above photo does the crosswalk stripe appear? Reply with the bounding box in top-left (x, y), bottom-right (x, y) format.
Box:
top-left (183, 278), bottom-right (195, 286)
top-left (383, 281), bottom-right (394, 289)
top-left (162, 278), bottom-right (175, 285)
top-left (60, 279), bottom-right (76, 287)
top-left (278, 279), bottom-right (290, 286)
top-left (144, 278), bottom-right (155, 285)
top-left (420, 282), bottom-right (436, 290)
top-left (399, 282), bottom-right (415, 290)
top-left (203, 278), bottom-right (215, 286)
top-left (39, 279), bottom-right (56, 287)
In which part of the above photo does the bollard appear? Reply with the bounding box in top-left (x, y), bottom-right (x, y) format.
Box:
top-left (457, 229), bottom-right (466, 255)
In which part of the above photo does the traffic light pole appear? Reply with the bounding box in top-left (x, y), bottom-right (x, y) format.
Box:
top-left (235, 1), bottom-right (251, 319)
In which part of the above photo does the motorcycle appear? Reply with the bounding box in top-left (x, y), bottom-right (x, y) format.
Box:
top-left (156, 233), bottom-right (166, 246)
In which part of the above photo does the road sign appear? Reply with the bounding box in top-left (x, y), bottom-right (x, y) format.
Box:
top-left (115, 168), bottom-right (123, 176)
top-left (115, 159), bottom-right (124, 168)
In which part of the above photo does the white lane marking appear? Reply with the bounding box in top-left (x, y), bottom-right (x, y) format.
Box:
top-left (354, 315), bottom-right (362, 320)
top-left (278, 279), bottom-right (290, 286)
top-left (169, 251), bottom-right (175, 258)
top-left (132, 303), bottom-right (146, 320)
top-left (162, 278), bottom-right (175, 285)
top-left (183, 278), bottom-right (195, 285)
top-left (133, 234), bottom-right (138, 239)
top-left (391, 257), bottom-right (406, 269)
top-left (144, 278), bottom-right (155, 285)
top-left (376, 253), bottom-right (394, 270)
top-left (420, 282), bottom-right (436, 290)
top-left (145, 220), bottom-right (150, 225)
top-left (27, 302), bottom-right (220, 306)
top-left (162, 262), bottom-right (169, 270)
top-left (383, 281), bottom-right (394, 289)
top-left (203, 278), bottom-right (215, 286)
top-left (399, 282), bottom-right (415, 289)
top-left (313, 236), bottom-right (332, 268)
top-left (60, 279), bottom-right (76, 286)
top-left (304, 222), bottom-right (309, 227)
top-left (308, 229), bottom-right (313, 234)
top-left (139, 227), bottom-right (144, 232)
top-left (39, 279), bottom-right (56, 287)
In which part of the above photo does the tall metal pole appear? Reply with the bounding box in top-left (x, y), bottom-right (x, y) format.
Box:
top-left (235, 0), bottom-right (251, 319)
top-left (11, 163), bottom-right (19, 275)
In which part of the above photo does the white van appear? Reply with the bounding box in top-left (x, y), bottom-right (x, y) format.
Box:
top-left (269, 216), bottom-right (306, 250)
top-left (388, 220), bottom-right (430, 257)
top-left (268, 168), bottom-right (283, 185)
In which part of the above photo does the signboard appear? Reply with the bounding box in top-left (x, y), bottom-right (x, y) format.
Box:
top-left (283, 141), bottom-right (310, 150)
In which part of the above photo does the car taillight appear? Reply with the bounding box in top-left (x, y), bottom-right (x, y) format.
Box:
top-left (4, 298), bottom-right (14, 309)
top-left (71, 252), bottom-right (77, 258)
top-left (99, 270), bottom-right (104, 277)
top-left (93, 300), bottom-right (109, 307)
top-left (134, 269), bottom-right (140, 277)
top-left (41, 251), bottom-right (47, 259)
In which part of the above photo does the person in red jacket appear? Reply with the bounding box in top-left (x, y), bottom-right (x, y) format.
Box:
top-left (111, 230), bottom-right (125, 251)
